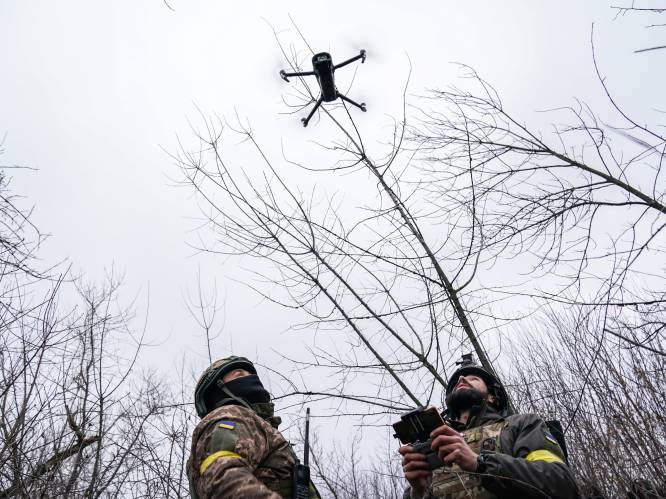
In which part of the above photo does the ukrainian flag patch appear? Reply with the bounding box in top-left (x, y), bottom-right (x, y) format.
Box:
top-left (217, 421), bottom-right (236, 430)
top-left (544, 431), bottom-right (559, 446)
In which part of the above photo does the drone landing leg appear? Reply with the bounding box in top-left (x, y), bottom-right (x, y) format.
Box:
top-left (302, 96), bottom-right (324, 127)
top-left (338, 93), bottom-right (366, 112)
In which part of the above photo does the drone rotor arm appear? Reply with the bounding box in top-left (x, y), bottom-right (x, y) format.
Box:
top-left (333, 50), bottom-right (367, 71)
top-left (280, 69), bottom-right (316, 82)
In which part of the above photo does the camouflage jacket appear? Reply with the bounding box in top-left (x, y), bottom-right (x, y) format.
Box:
top-left (403, 404), bottom-right (580, 499)
top-left (187, 404), bottom-right (295, 499)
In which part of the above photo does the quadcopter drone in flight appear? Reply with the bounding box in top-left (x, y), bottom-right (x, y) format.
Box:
top-left (279, 49), bottom-right (367, 127)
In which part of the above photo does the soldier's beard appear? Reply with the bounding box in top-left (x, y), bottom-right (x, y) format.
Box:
top-left (445, 387), bottom-right (486, 415)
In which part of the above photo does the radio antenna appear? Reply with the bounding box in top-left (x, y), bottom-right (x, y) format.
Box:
top-left (304, 407), bottom-right (310, 467)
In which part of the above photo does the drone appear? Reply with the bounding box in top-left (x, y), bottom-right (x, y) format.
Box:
top-left (279, 49), bottom-right (367, 127)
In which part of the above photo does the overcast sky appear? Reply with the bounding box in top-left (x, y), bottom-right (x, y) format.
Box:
top-left (1, 1), bottom-right (663, 443)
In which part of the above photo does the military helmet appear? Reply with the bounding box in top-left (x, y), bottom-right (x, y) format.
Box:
top-left (445, 354), bottom-right (509, 414)
top-left (194, 356), bottom-right (257, 418)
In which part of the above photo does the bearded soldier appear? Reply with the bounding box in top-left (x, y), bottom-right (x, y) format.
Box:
top-left (187, 356), bottom-right (321, 498)
top-left (399, 356), bottom-right (580, 499)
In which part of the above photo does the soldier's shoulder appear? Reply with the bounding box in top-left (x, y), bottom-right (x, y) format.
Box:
top-left (505, 412), bottom-right (546, 428)
top-left (514, 412), bottom-right (544, 422)
top-left (192, 405), bottom-right (263, 441)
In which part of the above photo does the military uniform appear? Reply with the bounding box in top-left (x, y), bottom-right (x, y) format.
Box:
top-left (187, 404), bottom-right (302, 498)
top-left (188, 356), bottom-right (320, 498)
top-left (405, 404), bottom-right (580, 499)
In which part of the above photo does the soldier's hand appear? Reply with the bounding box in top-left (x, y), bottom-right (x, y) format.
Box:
top-left (398, 445), bottom-right (430, 498)
top-left (430, 424), bottom-right (478, 472)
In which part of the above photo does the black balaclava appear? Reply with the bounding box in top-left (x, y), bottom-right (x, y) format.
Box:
top-left (223, 374), bottom-right (271, 405)
top-left (211, 374), bottom-right (281, 427)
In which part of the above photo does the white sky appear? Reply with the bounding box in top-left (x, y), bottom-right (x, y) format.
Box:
top-left (2, 0), bottom-right (664, 447)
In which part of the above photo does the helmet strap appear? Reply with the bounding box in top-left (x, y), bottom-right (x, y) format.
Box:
top-left (217, 380), bottom-right (253, 411)
top-left (215, 382), bottom-right (280, 426)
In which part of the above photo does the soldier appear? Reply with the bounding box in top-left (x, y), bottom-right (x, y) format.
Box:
top-left (187, 356), bottom-right (320, 498)
top-left (399, 356), bottom-right (580, 498)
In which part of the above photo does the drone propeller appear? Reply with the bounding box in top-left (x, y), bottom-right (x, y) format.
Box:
top-left (345, 37), bottom-right (380, 62)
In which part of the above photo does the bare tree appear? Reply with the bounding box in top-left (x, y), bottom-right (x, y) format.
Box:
top-left (612, 3), bottom-right (666, 52)
top-left (175, 9), bottom-right (664, 496)
top-left (308, 429), bottom-right (404, 499)
top-left (0, 150), bottom-right (193, 498)
top-left (508, 304), bottom-right (665, 497)
top-left (409, 58), bottom-right (664, 309)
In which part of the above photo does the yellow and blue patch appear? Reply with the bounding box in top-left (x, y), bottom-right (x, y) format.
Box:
top-left (544, 431), bottom-right (559, 446)
top-left (216, 420), bottom-right (236, 430)
top-left (526, 449), bottom-right (564, 464)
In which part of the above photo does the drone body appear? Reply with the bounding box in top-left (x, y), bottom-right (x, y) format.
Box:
top-left (311, 52), bottom-right (338, 102)
top-left (280, 49), bottom-right (367, 127)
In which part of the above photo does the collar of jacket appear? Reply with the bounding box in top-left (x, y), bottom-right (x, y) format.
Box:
top-left (213, 399), bottom-right (282, 428)
top-left (252, 402), bottom-right (282, 429)
top-left (449, 401), bottom-right (504, 431)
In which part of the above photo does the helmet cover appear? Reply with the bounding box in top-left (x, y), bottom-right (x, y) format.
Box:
top-left (194, 356), bottom-right (257, 418)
